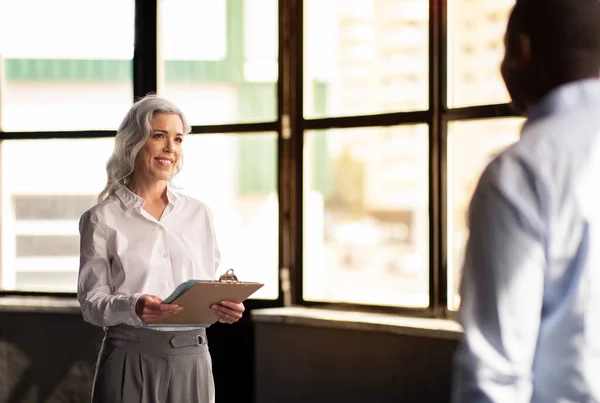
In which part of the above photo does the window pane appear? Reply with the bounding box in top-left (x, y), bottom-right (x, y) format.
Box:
top-left (304, 0), bottom-right (429, 118)
top-left (447, 118), bottom-right (524, 310)
top-left (448, 0), bottom-right (513, 107)
top-left (1, 135), bottom-right (279, 298)
top-left (0, 0), bottom-right (134, 131)
top-left (158, 0), bottom-right (278, 125)
top-left (304, 125), bottom-right (429, 307)
top-left (173, 133), bottom-right (279, 299)
top-left (1, 139), bottom-right (112, 291)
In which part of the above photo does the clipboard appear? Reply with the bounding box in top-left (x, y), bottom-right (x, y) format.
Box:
top-left (149, 269), bottom-right (264, 326)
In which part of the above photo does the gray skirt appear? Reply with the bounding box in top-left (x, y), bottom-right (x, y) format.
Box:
top-left (91, 324), bottom-right (214, 403)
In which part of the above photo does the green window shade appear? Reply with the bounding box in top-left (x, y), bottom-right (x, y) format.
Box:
top-left (310, 81), bottom-right (332, 197)
top-left (5, 59), bottom-right (132, 81)
top-left (311, 130), bottom-right (332, 198)
top-left (238, 136), bottom-right (276, 194)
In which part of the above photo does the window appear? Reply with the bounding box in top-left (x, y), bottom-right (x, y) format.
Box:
top-left (445, 0), bottom-right (520, 312)
top-left (1, 134), bottom-right (279, 297)
top-left (446, 118), bottom-right (523, 310)
top-left (1, 139), bottom-right (112, 291)
top-left (447, 0), bottom-right (514, 107)
top-left (157, 0), bottom-right (277, 125)
top-left (0, 0), bottom-right (524, 319)
top-left (0, 0), bottom-right (134, 131)
top-left (303, 0), bottom-right (429, 118)
top-left (303, 126), bottom-right (429, 307)
top-left (173, 133), bottom-right (279, 300)
top-left (300, 0), bottom-right (432, 311)
top-left (0, 0), bottom-right (280, 302)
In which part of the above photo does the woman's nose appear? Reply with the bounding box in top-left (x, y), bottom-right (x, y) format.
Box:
top-left (163, 139), bottom-right (175, 152)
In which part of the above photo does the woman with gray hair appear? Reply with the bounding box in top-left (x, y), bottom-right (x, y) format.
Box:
top-left (77, 94), bottom-right (244, 403)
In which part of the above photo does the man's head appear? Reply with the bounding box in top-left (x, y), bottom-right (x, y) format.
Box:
top-left (501, 0), bottom-right (600, 115)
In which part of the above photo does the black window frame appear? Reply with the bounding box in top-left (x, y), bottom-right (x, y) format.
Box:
top-left (0, 0), bottom-right (518, 319)
top-left (280, 0), bottom-right (517, 319)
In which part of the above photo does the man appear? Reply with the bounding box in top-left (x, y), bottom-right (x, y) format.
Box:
top-left (452, 0), bottom-right (600, 401)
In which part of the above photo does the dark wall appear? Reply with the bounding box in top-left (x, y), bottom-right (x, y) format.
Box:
top-left (209, 319), bottom-right (255, 403)
top-left (0, 310), bottom-right (254, 403)
top-left (0, 311), bottom-right (102, 403)
top-left (0, 310), bottom-right (458, 403)
top-left (254, 322), bottom-right (458, 403)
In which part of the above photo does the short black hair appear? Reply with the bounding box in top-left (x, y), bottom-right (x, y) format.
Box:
top-left (510, 0), bottom-right (600, 84)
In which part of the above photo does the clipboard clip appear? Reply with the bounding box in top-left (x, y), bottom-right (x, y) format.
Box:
top-left (219, 269), bottom-right (239, 283)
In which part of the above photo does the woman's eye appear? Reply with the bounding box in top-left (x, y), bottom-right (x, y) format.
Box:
top-left (175, 138), bottom-right (183, 143)
top-left (153, 133), bottom-right (164, 139)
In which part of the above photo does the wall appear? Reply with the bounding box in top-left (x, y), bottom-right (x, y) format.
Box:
top-left (0, 307), bottom-right (459, 403)
top-left (254, 320), bottom-right (459, 403)
top-left (0, 308), bottom-right (254, 403)
top-left (0, 310), bottom-right (101, 403)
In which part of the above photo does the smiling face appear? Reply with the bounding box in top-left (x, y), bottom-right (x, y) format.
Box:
top-left (133, 113), bottom-right (184, 184)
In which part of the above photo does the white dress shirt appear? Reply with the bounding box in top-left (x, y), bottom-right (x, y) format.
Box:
top-left (77, 184), bottom-right (220, 330)
top-left (453, 79), bottom-right (600, 402)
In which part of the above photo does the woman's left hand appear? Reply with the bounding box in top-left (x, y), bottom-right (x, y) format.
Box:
top-left (211, 301), bottom-right (245, 324)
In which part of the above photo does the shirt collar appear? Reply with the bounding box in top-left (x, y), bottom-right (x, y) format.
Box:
top-left (526, 78), bottom-right (600, 126)
top-left (166, 186), bottom-right (180, 205)
top-left (114, 183), bottom-right (179, 210)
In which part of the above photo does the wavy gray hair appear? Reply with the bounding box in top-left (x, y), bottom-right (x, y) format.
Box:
top-left (98, 94), bottom-right (191, 202)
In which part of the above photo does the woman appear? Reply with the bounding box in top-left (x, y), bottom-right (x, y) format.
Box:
top-left (77, 94), bottom-right (244, 403)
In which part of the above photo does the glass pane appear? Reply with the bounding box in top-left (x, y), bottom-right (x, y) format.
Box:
top-left (173, 133), bottom-right (279, 299)
top-left (158, 0), bottom-right (278, 125)
top-left (447, 0), bottom-right (513, 107)
top-left (304, 125), bottom-right (429, 307)
top-left (1, 134), bottom-right (279, 298)
top-left (447, 118), bottom-right (524, 310)
top-left (1, 139), bottom-right (113, 292)
top-left (304, 0), bottom-right (429, 118)
top-left (0, 0), bottom-right (134, 131)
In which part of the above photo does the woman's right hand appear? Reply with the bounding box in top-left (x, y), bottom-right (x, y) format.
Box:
top-left (135, 294), bottom-right (183, 323)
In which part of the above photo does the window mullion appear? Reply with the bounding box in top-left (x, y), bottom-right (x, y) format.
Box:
top-left (133, 0), bottom-right (158, 99)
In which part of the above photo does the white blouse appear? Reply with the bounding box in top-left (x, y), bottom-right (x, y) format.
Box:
top-left (77, 184), bottom-right (220, 329)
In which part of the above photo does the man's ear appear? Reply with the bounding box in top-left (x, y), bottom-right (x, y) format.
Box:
top-left (516, 33), bottom-right (532, 70)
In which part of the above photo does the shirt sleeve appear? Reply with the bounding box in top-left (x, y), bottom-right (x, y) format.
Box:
top-left (77, 211), bottom-right (143, 327)
top-left (451, 165), bottom-right (546, 403)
